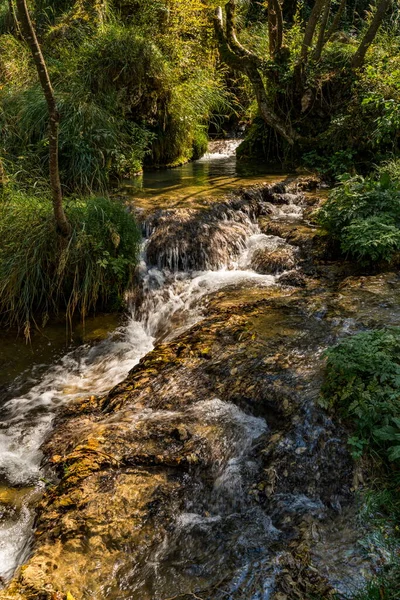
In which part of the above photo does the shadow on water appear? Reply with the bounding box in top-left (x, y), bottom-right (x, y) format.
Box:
top-left (120, 141), bottom-right (290, 210)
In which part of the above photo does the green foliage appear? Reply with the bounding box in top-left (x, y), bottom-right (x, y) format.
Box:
top-left (302, 149), bottom-right (355, 179)
top-left (348, 486), bottom-right (400, 600)
top-left (379, 158), bottom-right (400, 183)
top-left (322, 328), bottom-right (400, 600)
top-left (0, 2), bottom-right (231, 192)
top-left (317, 172), bottom-right (400, 262)
top-left (321, 328), bottom-right (400, 464)
top-left (0, 189), bottom-right (141, 333)
top-left (341, 216), bottom-right (400, 262)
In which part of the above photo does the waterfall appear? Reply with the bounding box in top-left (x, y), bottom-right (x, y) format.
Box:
top-left (0, 184), bottom-right (299, 582)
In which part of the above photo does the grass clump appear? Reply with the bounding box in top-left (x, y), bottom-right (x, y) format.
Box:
top-left (317, 167), bottom-right (400, 263)
top-left (0, 190), bottom-right (141, 335)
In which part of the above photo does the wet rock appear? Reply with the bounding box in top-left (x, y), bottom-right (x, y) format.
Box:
top-left (2, 179), bottom-right (386, 600)
top-left (251, 246), bottom-right (298, 274)
top-left (277, 270), bottom-right (307, 287)
top-left (0, 289), bottom-right (357, 600)
top-left (144, 184), bottom-right (305, 272)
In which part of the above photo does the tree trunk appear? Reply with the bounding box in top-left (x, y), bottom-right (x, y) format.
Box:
top-left (214, 6), bottom-right (300, 146)
top-left (15, 0), bottom-right (71, 237)
top-left (8, 0), bottom-right (22, 36)
top-left (268, 0), bottom-right (284, 57)
top-left (351, 0), bottom-right (392, 69)
top-left (325, 0), bottom-right (346, 42)
top-left (300, 0), bottom-right (328, 61)
top-left (313, 0), bottom-right (331, 60)
top-left (0, 157), bottom-right (6, 187)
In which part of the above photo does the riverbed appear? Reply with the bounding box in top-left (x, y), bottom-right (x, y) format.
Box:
top-left (0, 143), bottom-right (395, 599)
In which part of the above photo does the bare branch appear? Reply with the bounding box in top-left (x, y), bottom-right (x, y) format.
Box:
top-left (301, 0), bottom-right (327, 62)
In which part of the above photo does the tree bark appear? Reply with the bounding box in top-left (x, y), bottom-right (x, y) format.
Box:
top-left (15, 0), bottom-right (71, 237)
top-left (0, 157), bottom-right (6, 187)
top-left (325, 0), bottom-right (346, 42)
top-left (300, 0), bottom-right (327, 61)
top-left (225, 0), bottom-right (258, 60)
top-left (313, 0), bottom-right (331, 60)
top-left (214, 5), bottom-right (300, 145)
top-left (268, 0), bottom-right (284, 57)
top-left (351, 0), bottom-right (392, 69)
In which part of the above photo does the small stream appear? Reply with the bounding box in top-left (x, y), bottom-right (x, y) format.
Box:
top-left (0, 142), bottom-right (391, 599)
top-left (0, 143), bottom-right (283, 583)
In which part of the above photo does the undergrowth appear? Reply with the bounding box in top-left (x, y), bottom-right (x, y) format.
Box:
top-left (321, 327), bottom-right (400, 463)
top-left (317, 162), bottom-right (400, 263)
top-left (0, 189), bottom-right (141, 335)
top-left (321, 328), bottom-right (400, 600)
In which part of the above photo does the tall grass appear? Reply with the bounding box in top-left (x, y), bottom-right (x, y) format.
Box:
top-left (0, 14), bottom-right (232, 192)
top-left (0, 189), bottom-right (141, 335)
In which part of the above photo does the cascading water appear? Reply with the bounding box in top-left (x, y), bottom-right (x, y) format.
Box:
top-left (0, 165), bottom-right (381, 600)
top-left (0, 184), bottom-right (282, 583)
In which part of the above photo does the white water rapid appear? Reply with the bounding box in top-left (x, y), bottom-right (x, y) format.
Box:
top-left (0, 212), bottom-right (279, 581)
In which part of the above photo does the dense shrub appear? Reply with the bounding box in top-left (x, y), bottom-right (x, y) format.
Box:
top-left (0, 3), bottom-right (230, 192)
top-left (321, 328), bottom-right (400, 463)
top-left (322, 329), bottom-right (400, 600)
top-left (0, 190), bottom-right (141, 334)
top-left (317, 171), bottom-right (400, 262)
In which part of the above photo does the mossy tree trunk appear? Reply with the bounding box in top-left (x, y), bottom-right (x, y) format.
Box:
top-left (214, 0), bottom-right (393, 152)
top-left (15, 0), bottom-right (71, 237)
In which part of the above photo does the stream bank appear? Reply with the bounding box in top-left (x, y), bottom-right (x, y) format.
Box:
top-left (1, 178), bottom-right (399, 599)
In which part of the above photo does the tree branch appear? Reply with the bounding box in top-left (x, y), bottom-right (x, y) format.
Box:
top-left (300, 0), bottom-right (327, 62)
top-left (325, 0), bottom-right (346, 42)
top-left (268, 0), bottom-right (284, 57)
top-left (313, 0), bottom-right (331, 61)
top-left (225, 0), bottom-right (256, 59)
top-left (214, 5), bottom-right (301, 146)
top-left (351, 0), bottom-right (392, 69)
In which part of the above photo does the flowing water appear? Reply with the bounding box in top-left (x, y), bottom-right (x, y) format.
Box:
top-left (119, 139), bottom-right (288, 210)
top-left (0, 143), bottom-right (283, 584)
top-left (0, 143), bottom-right (383, 598)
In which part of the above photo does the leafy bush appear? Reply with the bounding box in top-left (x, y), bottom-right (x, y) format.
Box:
top-left (341, 215), bottom-right (400, 262)
top-left (0, 190), bottom-right (141, 334)
top-left (323, 328), bottom-right (400, 600)
top-left (317, 172), bottom-right (400, 262)
top-left (321, 328), bottom-right (400, 464)
top-left (301, 149), bottom-right (356, 179)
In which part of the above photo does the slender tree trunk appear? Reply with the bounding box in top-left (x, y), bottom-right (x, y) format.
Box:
top-left (313, 0), bottom-right (331, 60)
top-left (268, 0), bottom-right (284, 57)
top-left (8, 0), bottom-right (22, 36)
top-left (351, 0), bottom-right (392, 69)
top-left (325, 0), bottom-right (346, 42)
top-left (15, 0), bottom-right (71, 237)
top-left (300, 0), bottom-right (327, 61)
top-left (0, 157), bottom-right (6, 187)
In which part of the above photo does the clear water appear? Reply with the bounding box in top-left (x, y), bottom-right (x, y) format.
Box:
top-left (120, 140), bottom-right (288, 210)
top-left (0, 141), bottom-right (281, 582)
